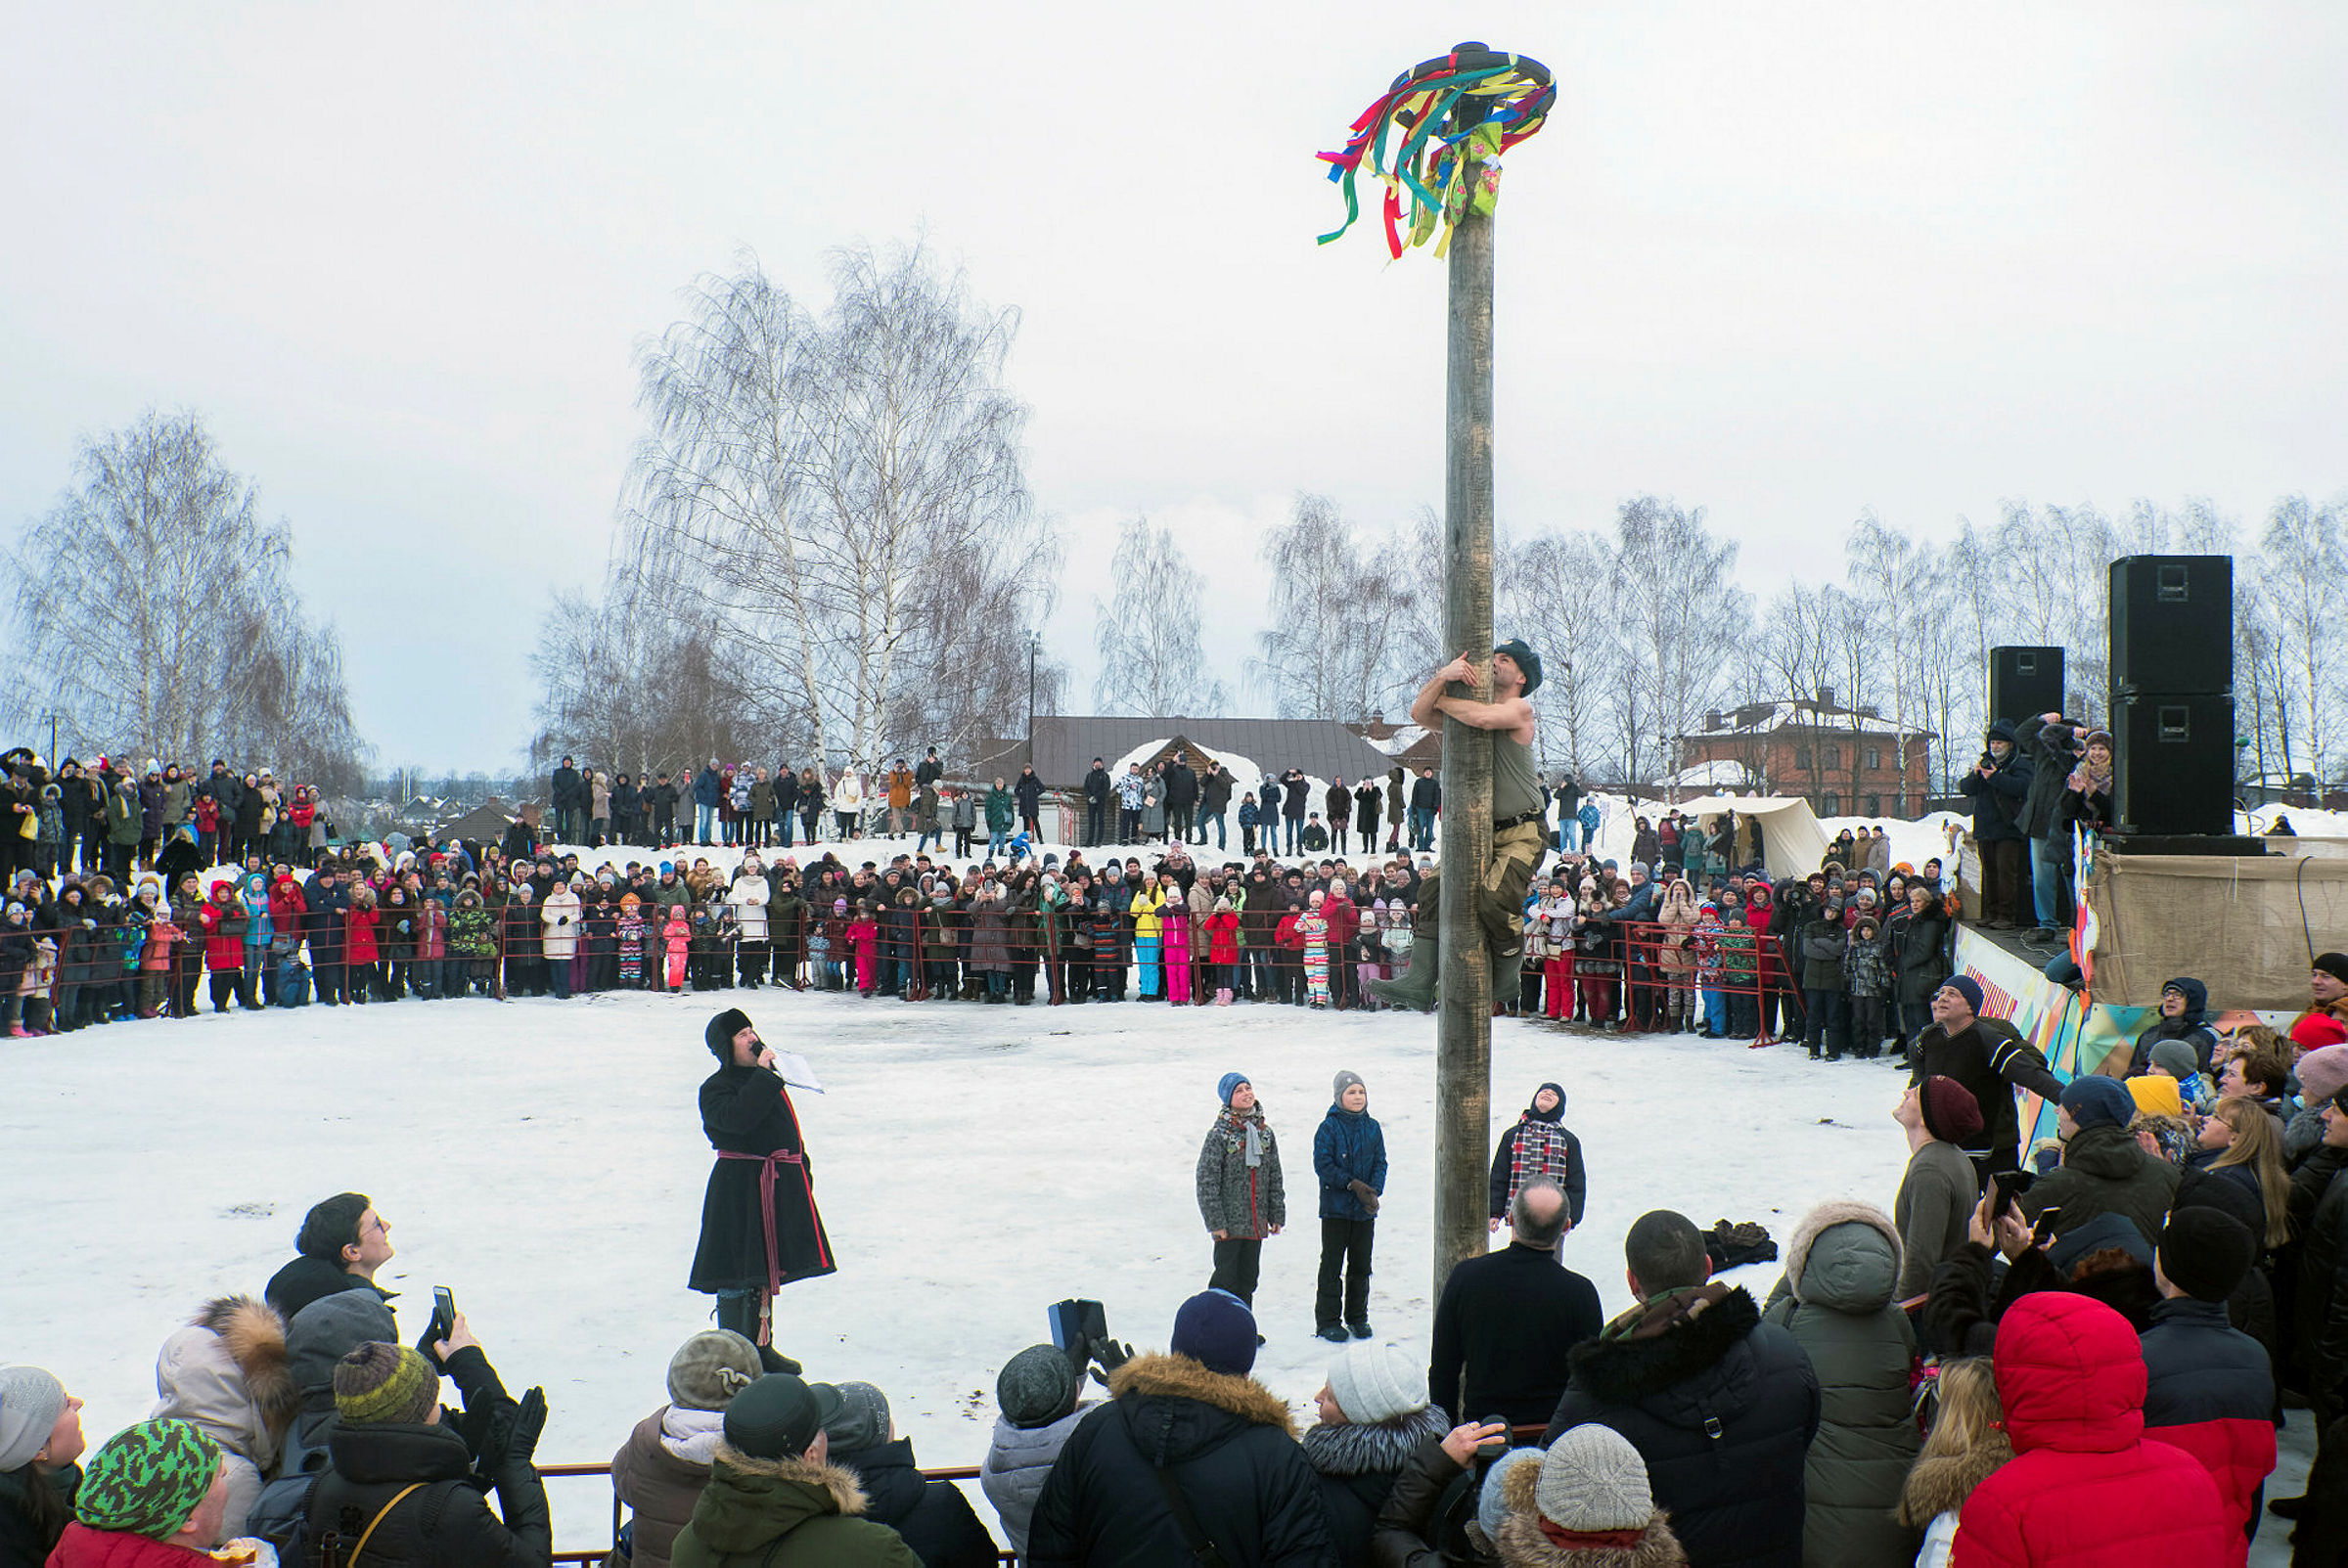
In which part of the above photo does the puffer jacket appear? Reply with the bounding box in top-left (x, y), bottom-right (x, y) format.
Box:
top-left (610, 1410), bottom-right (713, 1568)
top-left (1951, 1292), bottom-right (2232, 1567)
top-left (1490, 1455), bottom-right (1685, 1568)
top-left (978, 1404), bottom-right (1098, 1558)
top-left (1760, 1204), bottom-right (1920, 1568)
top-left (1957, 723), bottom-right (2033, 844)
top-left (301, 1347), bottom-right (552, 1568)
top-left (2016, 1123), bottom-right (2181, 1251)
top-left (2292, 1161), bottom-right (2348, 1454)
top-left (729, 876), bottom-right (770, 942)
top-left (1797, 912), bottom-right (1846, 992)
top-left (2138, 1296), bottom-right (2276, 1557)
top-left (1026, 1354), bottom-right (1335, 1568)
top-left (1542, 1285), bottom-right (1820, 1568)
top-left (674, 1442), bottom-right (921, 1568)
top-left (1314, 1100), bottom-right (1386, 1222)
top-left (1299, 1407), bottom-right (1451, 1568)
top-left (148, 1296), bottom-right (297, 1540)
top-left (829, 1438), bottom-right (999, 1568)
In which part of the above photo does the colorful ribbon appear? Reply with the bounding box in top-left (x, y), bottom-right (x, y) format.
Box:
top-left (1317, 43), bottom-right (1555, 258)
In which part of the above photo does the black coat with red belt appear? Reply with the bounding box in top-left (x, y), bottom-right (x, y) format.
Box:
top-left (690, 1052), bottom-right (836, 1295)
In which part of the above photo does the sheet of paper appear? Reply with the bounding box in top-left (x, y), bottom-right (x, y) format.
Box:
top-left (772, 1050), bottom-right (824, 1094)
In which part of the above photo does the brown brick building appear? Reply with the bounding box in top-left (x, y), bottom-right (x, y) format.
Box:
top-left (1673, 690), bottom-right (1934, 817)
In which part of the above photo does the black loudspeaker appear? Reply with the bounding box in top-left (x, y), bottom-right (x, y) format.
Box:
top-left (1989, 647), bottom-right (2065, 728)
top-left (2111, 691), bottom-right (2235, 837)
top-left (2108, 556), bottom-right (2232, 696)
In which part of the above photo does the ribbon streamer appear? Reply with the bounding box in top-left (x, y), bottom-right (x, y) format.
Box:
top-left (1317, 43), bottom-right (1555, 258)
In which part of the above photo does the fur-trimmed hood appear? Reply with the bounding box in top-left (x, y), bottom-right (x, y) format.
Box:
top-left (1494, 1458), bottom-right (1687, 1567)
top-left (151, 1295), bottom-right (295, 1466)
top-left (1565, 1285), bottom-right (1763, 1412)
top-left (1778, 1200), bottom-right (1903, 1313)
top-left (690, 1440), bottom-right (870, 1553)
top-left (1895, 1437), bottom-right (2011, 1529)
top-left (1108, 1353), bottom-right (1298, 1469)
top-left (1300, 1405), bottom-right (1451, 1477)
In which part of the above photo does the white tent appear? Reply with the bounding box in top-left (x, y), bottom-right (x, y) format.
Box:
top-left (1673, 794), bottom-right (1829, 880)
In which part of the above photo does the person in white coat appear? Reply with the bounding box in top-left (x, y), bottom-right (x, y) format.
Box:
top-left (730, 864), bottom-right (772, 988)
top-left (835, 767), bottom-right (867, 840)
top-left (540, 880), bottom-right (582, 999)
top-left (148, 1295), bottom-right (296, 1539)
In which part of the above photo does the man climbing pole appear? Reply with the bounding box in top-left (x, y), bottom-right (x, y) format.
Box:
top-left (1372, 640), bottom-right (1547, 1010)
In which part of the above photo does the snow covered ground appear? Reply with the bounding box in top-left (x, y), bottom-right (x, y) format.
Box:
top-left (14, 988), bottom-right (1929, 1547)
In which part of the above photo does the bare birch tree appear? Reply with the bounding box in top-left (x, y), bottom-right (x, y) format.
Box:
top-left (623, 244), bottom-right (1058, 770)
top-left (1608, 497), bottom-right (1749, 782)
top-left (8, 409), bottom-right (370, 778)
top-left (1248, 493), bottom-right (1412, 720)
top-left (1092, 516), bottom-right (1227, 715)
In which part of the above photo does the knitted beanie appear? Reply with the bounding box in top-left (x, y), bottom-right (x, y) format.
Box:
top-left (997, 1345), bottom-right (1083, 1430)
top-left (1476, 1449), bottom-right (1544, 1544)
top-left (1217, 1072), bottom-right (1249, 1106)
top-left (2159, 1207), bottom-right (2258, 1303)
top-left (1327, 1342), bottom-right (1426, 1425)
top-left (334, 1342), bottom-right (439, 1425)
top-left (1171, 1289), bottom-right (1257, 1376)
top-left (823, 1381), bottom-right (891, 1452)
top-left (1944, 975), bottom-right (1985, 1015)
top-left (2146, 1038), bottom-right (2201, 1082)
top-left (2297, 1045), bottom-right (2348, 1108)
top-left (1918, 1076), bottom-right (1983, 1144)
top-left (73, 1418), bottom-right (221, 1541)
top-left (0, 1366), bottom-right (68, 1472)
top-left (2059, 1075), bottom-right (2138, 1132)
top-left (666, 1331), bottom-right (763, 1411)
top-left (1332, 1069), bottom-right (1365, 1104)
top-left (2315, 952), bottom-right (2348, 986)
top-left (2126, 1074), bottom-right (2183, 1120)
top-left (1535, 1423), bottom-right (1654, 1532)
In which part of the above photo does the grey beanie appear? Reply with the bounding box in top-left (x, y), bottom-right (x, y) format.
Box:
top-left (1536, 1424), bottom-right (1653, 1531)
top-left (1328, 1341), bottom-right (1425, 1424)
top-left (0, 1366), bottom-right (68, 1471)
top-left (997, 1344), bottom-right (1083, 1430)
top-left (667, 1330), bottom-right (763, 1411)
top-left (822, 1380), bottom-right (891, 1452)
top-left (1476, 1448), bottom-right (1544, 1545)
top-left (2146, 1038), bottom-right (2200, 1083)
top-left (1332, 1069), bottom-right (1365, 1104)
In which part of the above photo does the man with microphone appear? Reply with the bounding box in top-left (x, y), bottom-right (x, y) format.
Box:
top-left (689, 1008), bottom-right (835, 1372)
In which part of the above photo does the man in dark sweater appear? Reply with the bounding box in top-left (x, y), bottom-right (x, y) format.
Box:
top-left (1427, 1179), bottom-right (1602, 1428)
top-left (1906, 974), bottom-right (2062, 1177)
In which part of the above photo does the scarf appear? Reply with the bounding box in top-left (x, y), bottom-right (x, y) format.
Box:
top-left (660, 1404), bottom-right (728, 1464)
top-left (1539, 1519), bottom-right (1648, 1550)
top-left (2068, 754), bottom-right (2113, 796)
top-left (1229, 1108), bottom-right (1264, 1168)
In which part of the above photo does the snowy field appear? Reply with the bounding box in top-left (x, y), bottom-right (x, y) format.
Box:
top-left (12, 987), bottom-right (1926, 1546)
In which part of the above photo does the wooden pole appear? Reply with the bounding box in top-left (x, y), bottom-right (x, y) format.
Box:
top-left (1434, 102), bottom-right (1497, 1301)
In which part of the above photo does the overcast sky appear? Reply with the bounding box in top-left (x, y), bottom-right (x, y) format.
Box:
top-left (5, 3), bottom-right (2343, 771)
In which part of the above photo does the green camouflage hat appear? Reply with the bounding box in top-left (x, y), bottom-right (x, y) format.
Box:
top-left (75, 1418), bottom-right (221, 1540)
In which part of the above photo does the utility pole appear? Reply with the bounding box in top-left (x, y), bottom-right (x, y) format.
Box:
top-left (1027, 630), bottom-right (1040, 746)
top-left (1434, 93), bottom-right (1497, 1297)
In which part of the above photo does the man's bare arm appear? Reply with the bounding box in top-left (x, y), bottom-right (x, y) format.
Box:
top-left (1435, 694), bottom-right (1535, 733)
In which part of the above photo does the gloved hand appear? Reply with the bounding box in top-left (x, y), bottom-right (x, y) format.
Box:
top-left (476, 1387), bottom-right (548, 1477)
top-left (1085, 1336), bottom-right (1134, 1388)
top-left (1348, 1180), bottom-right (1381, 1216)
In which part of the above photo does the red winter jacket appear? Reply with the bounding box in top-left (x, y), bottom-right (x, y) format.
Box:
top-left (2139, 1296), bottom-right (2277, 1560)
top-left (45, 1520), bottom-right (220, 1566)
top-left (197, 889), bottom-right (247, 970)
top-left (1953, 1293), bottom-right (2234, 1568)
top-left (1206, 911), bottom-right (1241, 964)
top-left (344, 905), bottom-right (380, 964)
top-left (269, 878), bottom-right (308, 934)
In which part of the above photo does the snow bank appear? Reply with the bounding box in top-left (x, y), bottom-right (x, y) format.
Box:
top-left (10, 994), bottom-right (1913, 1549)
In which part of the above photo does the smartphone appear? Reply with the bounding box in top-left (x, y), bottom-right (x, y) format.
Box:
top-left (1476, 1414), bottom-right (1512, 1460)
top-left (1989, 1170), bottom-right (2034, 1222)
top-left (2030, 1207), bottom-right (2062, 1247)
top-left (1047, 1299), bottom-right (1107, 1354)
top-left (429, 1286), bottom-right (456, 1344)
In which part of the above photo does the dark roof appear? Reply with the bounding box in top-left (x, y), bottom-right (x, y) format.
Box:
top-left (434, 798), bottom-right (517, 841)
top-left (976, 716), bottom-right (1403, 790)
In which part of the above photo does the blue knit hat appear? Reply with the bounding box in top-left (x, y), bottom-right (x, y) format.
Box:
top-left (1217, 1072), bottom-right (1249, 1105)
top-left (2059, 1075), bottom-right (2137, 1132)
top-left (1171, 1289), bottom-right (1256, 1376)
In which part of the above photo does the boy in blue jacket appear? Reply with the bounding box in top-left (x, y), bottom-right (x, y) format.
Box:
top-left (1314, 1069), bottom-right (1387, 1341)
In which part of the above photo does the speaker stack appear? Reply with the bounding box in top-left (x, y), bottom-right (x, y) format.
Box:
top-left (1990, 647), bottom-right (2064, 729)
top-left (2106, 556), bottom-right (2252, 850)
